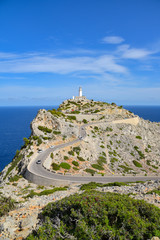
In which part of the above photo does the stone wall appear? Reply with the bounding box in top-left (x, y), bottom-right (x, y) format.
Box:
top-left (24, 168), bottom-right (70, 187)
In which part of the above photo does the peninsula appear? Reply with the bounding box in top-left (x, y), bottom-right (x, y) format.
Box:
top-left (1, 88), bottom-right (160, 239)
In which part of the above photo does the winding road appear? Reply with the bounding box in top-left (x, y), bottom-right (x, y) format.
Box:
top-left (26, 118), bottom-right (160, 186)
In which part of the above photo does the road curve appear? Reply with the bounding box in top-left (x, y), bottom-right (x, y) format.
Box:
top-left (26, 118), bottom-right (160, 186)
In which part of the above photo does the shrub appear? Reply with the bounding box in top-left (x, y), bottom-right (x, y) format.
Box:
top-left (27, 191), bottom-right (160, 240)
top-left (133, 160), bottom-right (142, 168)
top-left (33, 136), bottom-right (39, 140)
top-left (82, 119), bottom-right (88, 124)
top-left (147, 160), bottom-right (151, 166)
top-left (27, 151), bottom-right (34, 158)
top-left (110, 157), bottom-right (118, 163)
top-left (38, 126), bottom-right (52, 133)
top-left (48, 109), bottom-right (65, 117)
top-left (53, 131), bottom-right (61, 135)
top-left (64, 156), bottom-right (69, 160)
top-left (71, 110), bottom-right (80, 114)
top-left (68, 150), bottom-right (74, 156)
top-left (119, 165), bottom-right (133, 173)
top-left (101, 151), bottom-right (106, 156)
top-left (25, 187), bottom-right (67, 198)
top-left (4, 153), bottom-right (23, 180)
top-left (9, 175), bottom-right (21, 182)
top-left (73, 167), bottom-right (79, 171)
top-left (0, 196), bottom-right (15, 217)
top-left (52, 163), bottom-right (60, 171)
top-left (91, 164), bottom-right (104, 170)
top-left (37, 138), bottom-right (42, 146)
top-left (85, 168), bottom-right (96, 175)
top-left (60, 162), bottom-right (71, 170)
top-left (77, 156), bottom-right (85, 161)
top-left (100, 145), bottom-right (105, 148)
top-left (106, 127), bottom-right (113, 131)
top-left (145, 148), bottom-right (149, 153)
top-left (50, 153), bottom-right (53, 159)
top-left (136, 136), bottom-right (142, 139)
top-left (80, 182), bottom-right (131, 190)
top-left (72, 161), bottom-right (79, 167)
top-left (73, 146), bottom-right (81, 153)
top-left (67, 115), bottom-right (76, 121)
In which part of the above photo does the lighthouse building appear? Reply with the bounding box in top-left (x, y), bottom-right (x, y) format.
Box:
top-left (72, 87), bottom-right (88, 102)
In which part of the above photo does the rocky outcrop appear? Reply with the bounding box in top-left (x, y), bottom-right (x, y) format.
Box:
top-left (1, 99), bottom-right (160, 182)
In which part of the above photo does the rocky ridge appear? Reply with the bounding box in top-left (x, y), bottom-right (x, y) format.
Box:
top-left (1, 98), bottom-right (160, 239)
top-left (1, 98), bottom-right (160, 182)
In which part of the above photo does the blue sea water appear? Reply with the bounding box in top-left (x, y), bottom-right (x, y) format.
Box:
top-left (0, 106), bottom-right (56, 171)
top-left (0, 105), bottom-right (160, 172)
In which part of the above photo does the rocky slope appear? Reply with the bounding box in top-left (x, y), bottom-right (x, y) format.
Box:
top-left (1, 98), bottom-right (160, 239)
top-left (1, 98), bottom-right (160, 182)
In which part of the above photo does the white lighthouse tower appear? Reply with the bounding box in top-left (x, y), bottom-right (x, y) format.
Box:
top-left (79, 87), bottom-right (82, 97)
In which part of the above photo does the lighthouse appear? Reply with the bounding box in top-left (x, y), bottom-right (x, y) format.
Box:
top-left (79, 87), bottom-right (82, 97)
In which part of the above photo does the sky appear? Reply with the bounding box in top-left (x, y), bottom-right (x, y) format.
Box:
top-left (0, 0), bottom-right (160, 106)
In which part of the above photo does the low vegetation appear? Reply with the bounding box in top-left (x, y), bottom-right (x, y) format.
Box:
top-left (133, 160), bottom-right (142, 168)
top-left (0, 196), bottom-right (16, 217)
top-left (4, 152), bottom-right (23, 180)
top-left (38, 126), bottom-right (52, 133)
top-left (24, 187), bottom-right (68, 198)
top-left (27, 191), bottom-right (160, 240)
top-left (60, 162), bottom-right (71, 170)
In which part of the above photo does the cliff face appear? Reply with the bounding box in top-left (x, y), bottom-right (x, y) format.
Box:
top-left (1, 99), bottom-right (160, 183)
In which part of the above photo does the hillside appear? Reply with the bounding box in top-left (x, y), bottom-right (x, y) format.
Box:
top-left (1, 98), bottom-right (160, 183)
top-left (1, 98), bottom-right (160, 239)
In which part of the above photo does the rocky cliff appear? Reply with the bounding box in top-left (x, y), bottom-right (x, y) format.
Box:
top-left (1, 99), bottom-right (160, 182)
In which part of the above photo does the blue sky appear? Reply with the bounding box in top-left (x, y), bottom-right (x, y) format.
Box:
top-left (0, 0), bottom-right (160, 106)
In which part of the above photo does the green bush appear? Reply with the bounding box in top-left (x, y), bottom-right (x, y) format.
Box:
top-left (100, 145), bottom-right (105, 148)
top-left (85, 168), bottom-right (96, 175)
top-left (25, 187), bottom-right (68, 198)
top-left (119, 165), bottom-right (133, 173)
top-left (101, 151), bottom-right (106, 156)
top-left (73, 167), bottom-right (79, 171)
top-left (68, 150), bottom-right (74, 156)
top-left (4, 154), bottom-right (23, 180)
top-left (71, 110), bottom-right (80, 114)
top-left (48, 109), bottom-right (65, 117)
top-left (27, 151), bottom-right (34, 158)
top-left (136, 136), bottom-right (142, 139)
top-left (33, 136), bottom-right (39, 140)
top-left (27, 191), bottom-right (160, 240)
top-left (0, 196), bottom-right (15, 217)
top-left (50, 153), bottom-right (53, 159)
top-left (91, 164), bottom-right (104, 170)
top-left (60, 162), bottom-right (71, 170)
top-left (9, 175), bottom-right (21, 182)
top-left (37, 138), bottom-right (42, 146)
top-left (53, 130), bottom-right (61, 135)
top-left (82, 119), bottom-right (88, 123)
top-left (38, 126), bottom-right (52, 133)
top-left (106, 127), bottom-right (113, 131)
top-left (72, 161), bottom-right (79, 167)
top-left (133, 160), bottom-right (142, 168)
top-left (110, 157), bottom-right (118, 163)
top-left (67, 115), bottom-right (76, 121)
top-left (52, 163), bottom-right (60, 171)
top-left (77, 156), bottom-right (85, 161)
top-left (64, 156), bottom-right (69, 160)
top-left (73, 146), bottom-right (81, 153)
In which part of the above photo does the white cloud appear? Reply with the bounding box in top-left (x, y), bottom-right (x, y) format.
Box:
top-left (102, 36), bottom-right (124, 44)
top-left (0, 53), bottom-right (127, 75)
top-left (117, 44), bottom-right (153, 59)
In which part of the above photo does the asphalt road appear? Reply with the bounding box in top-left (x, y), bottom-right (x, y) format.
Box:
top-left (28, 120), bottom-right (160, 184)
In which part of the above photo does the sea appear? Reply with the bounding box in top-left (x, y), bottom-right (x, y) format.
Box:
top-left (0, 105), bottom-right (160, 172)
